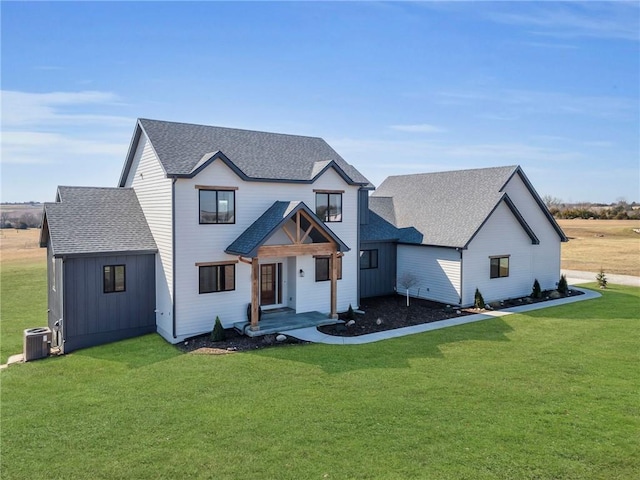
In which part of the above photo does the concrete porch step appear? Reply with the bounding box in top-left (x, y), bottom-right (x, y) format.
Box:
top-left (233, 310), bottom-right (342, 337)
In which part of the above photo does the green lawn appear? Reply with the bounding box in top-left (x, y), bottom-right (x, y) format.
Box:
top-left (1, 266), bottom-right (639, 479)
top-left (0, 261), bottom-right (47, 364)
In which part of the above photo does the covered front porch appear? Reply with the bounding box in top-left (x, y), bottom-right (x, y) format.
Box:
top-left (225, 200), bottom-right (350, 335)
top-left (232, 308), bottom-right (343, 337)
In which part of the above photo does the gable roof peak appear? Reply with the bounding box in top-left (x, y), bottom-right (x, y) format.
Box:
top-left (120, 118), bottom-right (371, 187)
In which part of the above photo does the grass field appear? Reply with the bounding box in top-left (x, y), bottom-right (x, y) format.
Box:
top-left (1, 229), bottom-right (639, 479)
top-left (558, 219), bottom-right (640, 276)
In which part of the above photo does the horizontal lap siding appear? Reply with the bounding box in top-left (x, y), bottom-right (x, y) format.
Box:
top-left (62, 254), bottom-right (155, 352)
top-left (173, 163), bottom-right (359, 337)
top-left (359, 241), bottom-right (397, 298)
top-left (462, 201), bottom-right (534, 306)
top-left (125, 135), bottom-right (173, 338)
top-left (396, 245), bottom-right (461, 305)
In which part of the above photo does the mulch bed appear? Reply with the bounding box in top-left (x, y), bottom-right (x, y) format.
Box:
top-left (178, 289), bottom-right (584, 352)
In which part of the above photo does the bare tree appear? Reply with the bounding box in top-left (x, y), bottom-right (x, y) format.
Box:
top-left (0, 210), bottom-right (10, 228)
top-left (398, 272), bottom-right (419, 307)
top-left (18, 212), bottom-right (38, 228)
top-left (542, 195), bottom-right (563, 209)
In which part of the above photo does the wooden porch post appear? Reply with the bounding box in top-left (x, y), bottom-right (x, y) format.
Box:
top-left (330, 250), bottom-right (338, 319)
top-left (251, 257), bottom-right (260, 331)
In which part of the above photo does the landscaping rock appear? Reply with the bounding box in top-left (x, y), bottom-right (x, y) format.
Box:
top-left (346, 320), bottom-right (356, 327)
top-left (276, 334), bottom-right (287, 342)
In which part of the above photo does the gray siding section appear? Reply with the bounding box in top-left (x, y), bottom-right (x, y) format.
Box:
top-left (359, 241), bottom-right (397, 298)
top-left (62, 254), bottom-right (156, 353)
top-left (359, 189), bottom-right (369, 225)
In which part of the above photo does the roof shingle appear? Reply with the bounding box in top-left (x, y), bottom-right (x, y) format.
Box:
top-left (226, 201), bottom-right (349, 257)
top-left (127, 118), bottom-right (371, 186)
top-left (371, 166), bottom-right (520, 248)
top-left (41, 187), bottom-right (157, 257)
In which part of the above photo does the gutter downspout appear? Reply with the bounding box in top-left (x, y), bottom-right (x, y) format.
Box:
top-left (458, 248), bottom-right (463, 306)
top-left (171, 177), bottom-right (177, 339)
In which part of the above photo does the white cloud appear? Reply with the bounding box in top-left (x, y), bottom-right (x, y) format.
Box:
top-left (389, 123), bottom-right (447, 133)
top-left (2, 131), bottom-right (128, 165)
top-left (0, 90), bottom-right (134, 168)
top-left (1, 90), bottom-right (131, 127)
top-left (486, 2), bottom-right (640, 42)
top-left (436, 88), bottom-right (635, 120)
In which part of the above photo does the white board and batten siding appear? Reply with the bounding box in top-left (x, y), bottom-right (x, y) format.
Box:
top-left (123, 135), bottom-right (174, 339)
top-left (396, 244), bottom-right (462, 306)
top-left (172, 160), bottom-right (360, 339)
top-left (502, 172), bottom-right (562, 291)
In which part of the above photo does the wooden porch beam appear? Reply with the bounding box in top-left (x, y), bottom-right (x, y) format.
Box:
top-left (330, 250), bottom-right (338, 319)
top-left (258, 243), bottom-right (336, 258)
top-left (237, 256), bottom-right (252, 265)
top-left (299, 210), bottom-right (336, 244)
top-left (281, 224), bottom-right (296, 244)
top-left (251, 258), bottom-right (259, 331)
top-left (300, 223), bottom-right (314, 244)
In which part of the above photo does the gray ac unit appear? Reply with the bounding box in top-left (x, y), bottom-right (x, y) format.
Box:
top-left (24, 327), bottom-right (51, 361)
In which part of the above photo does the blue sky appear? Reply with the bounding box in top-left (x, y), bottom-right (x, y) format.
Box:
top-left (1, 1), bottom-right (638, 203)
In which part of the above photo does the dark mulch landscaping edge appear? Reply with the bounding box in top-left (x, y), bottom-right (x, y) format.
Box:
top-left (178, 289), bottom-right (584, 353)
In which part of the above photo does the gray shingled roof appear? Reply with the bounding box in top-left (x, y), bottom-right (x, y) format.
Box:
top-left (121, 118), bottom-right (371, 186)
top-left (361, 210), bottom-right (423, 244)
top-left (370, 165), bottom-right (545, 248)
top-left (226, 201), bottom-right (349, 257)
top-left (40, 187), bottom-right (157, 257)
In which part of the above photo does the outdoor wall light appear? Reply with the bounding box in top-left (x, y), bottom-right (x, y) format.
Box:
top-left (299, 269), bottom-right (305, 277)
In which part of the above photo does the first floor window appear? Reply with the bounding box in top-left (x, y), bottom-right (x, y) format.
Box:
top-left (104, 265), bottom-right (126, 293)
top-left (199, 264), bottom-right (235, 293)
top-left (360, 249), bottom-right (378, 270)
top-left (199, 189), bottom-right (235, 224)
top-left (315, 256), bottom-right (343, 282)
top-left (490, 256), bottom-right (509, 279)
top-left (315, 192), bottom-right (342, 222)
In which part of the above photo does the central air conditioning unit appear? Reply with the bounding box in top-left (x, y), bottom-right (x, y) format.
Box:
top-left (24, 327), bottom-right (51, 362)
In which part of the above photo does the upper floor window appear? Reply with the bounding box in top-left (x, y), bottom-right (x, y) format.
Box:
top-left (315, 255), bottom-right (342, 282)
top-left (315, 191), bottom-right (342, 222)
top-left (104, 265), bottom-right (126, 293)
top-left (490, 256), bottom-right (509, 279)
top-left (198, 187), bottom-right (236, 224)
top-left (198, 263), bottom-right (236, 294)
top-left (360, 249), bottom-right (378, 270)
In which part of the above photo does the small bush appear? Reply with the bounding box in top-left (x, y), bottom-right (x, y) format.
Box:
top-left (596, 268), bottom-right (608, 289)
top-left (211, 316), bottom-right (225, 342)
top-left (532, 279), bottom-right (542, 299)
top-left (474, 288), bottom-right (485, 309)
top-left (557, 274), bottom-right (568, 295)
top-left (346, 304), bottom-right (355, 320)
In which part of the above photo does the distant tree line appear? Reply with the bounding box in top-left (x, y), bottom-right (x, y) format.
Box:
top-left (542, 196), bottom-right (640, 220)
top-left (0, 208), bottom-right (43, 229)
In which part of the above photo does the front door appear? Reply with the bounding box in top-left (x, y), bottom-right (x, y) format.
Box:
top-left (260, 264), bottom-right (277, 306)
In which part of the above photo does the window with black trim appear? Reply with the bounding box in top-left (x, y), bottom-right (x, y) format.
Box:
top-left (104, 265), bottom-right (126, 293)
top-left (315, 192), bottom-right (342, 222)
top-left (199, 264), bottom-right (236, 293)
top-left (360, 249), bottom-right (378, 270)
top-left (199, 189), bottom-right (235, 224)
top-left (490, 256), bottom-right (509, 278)
top-left (315, 256), bottom-right (342, 282)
